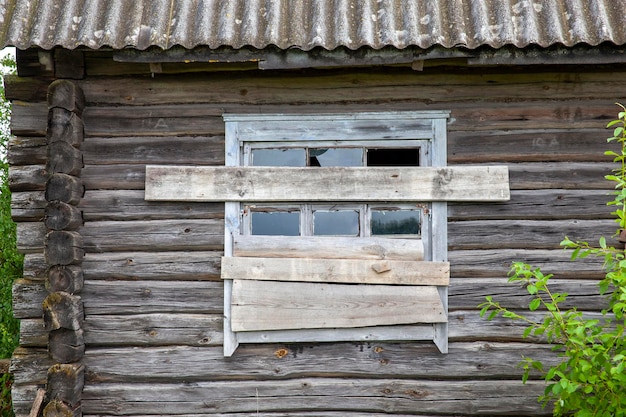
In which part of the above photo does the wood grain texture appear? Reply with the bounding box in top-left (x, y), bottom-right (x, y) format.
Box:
top-left (222, 257), bottom-right (449, 285)
top-left (234, 235), bottom-right (424, 260)
top-left (231, 280), bottom-right (446, 331)
top-left (145, 165), bottom-right (510, 202)
top-left (80, 379), bottom-right (549, 415)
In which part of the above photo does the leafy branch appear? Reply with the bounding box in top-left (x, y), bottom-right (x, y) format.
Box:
top-left (479, 105), bottom-right (626, 417)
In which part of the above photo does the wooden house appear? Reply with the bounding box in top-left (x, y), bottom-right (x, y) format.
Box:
top-left (2, 1), bottom-right (626, 416)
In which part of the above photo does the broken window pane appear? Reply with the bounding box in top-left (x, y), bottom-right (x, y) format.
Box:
top-left (371, 210), bottom-right (421, 236)
top-left (251, 211), bottom-right (300, 235)
top-left (309, 148), bottom-right (363, 167)
top-left (313, 210), bottom-right (359, 236)
top-left (367, 148), bottom-right (419, 166)
top-left (252, 149), bottom-right (306, 166)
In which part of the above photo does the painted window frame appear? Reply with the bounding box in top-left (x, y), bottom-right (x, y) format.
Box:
top-left (222, 111), bottom-right (450, 356)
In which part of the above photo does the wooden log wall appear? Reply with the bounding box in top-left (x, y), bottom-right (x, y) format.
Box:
top-left (6, 48), bottom-right (626, 416)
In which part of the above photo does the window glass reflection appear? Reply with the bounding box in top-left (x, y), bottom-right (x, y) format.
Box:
top-left (309, 148), bottom-right (363, 167)
top-left (313, 210), bottom-right (359, 236)
top-left (371, 210), bottom-right (421, 235)
top-left (252, 149), bottom-right (305, 166)
top-left (251, 212), bottom-right (300, 235)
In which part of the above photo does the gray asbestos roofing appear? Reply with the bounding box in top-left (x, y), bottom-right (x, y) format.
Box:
top-left (1, 0), bottom-right (626, 51)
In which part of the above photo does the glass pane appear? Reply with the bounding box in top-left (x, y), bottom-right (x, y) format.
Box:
top-left (313, 210), bottom-right (359, 236)
top-left (252, 148), bottom-right (306, 166)
top-left (251, 212), bottom-right (300, 235)
top-left (309, 148), bottom-right (363, 167)
top-left (367, 148), bottom-right (419, 166)
top-left (371, 210), bottom-right (421, 235)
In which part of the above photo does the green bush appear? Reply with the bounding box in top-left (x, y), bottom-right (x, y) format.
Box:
top-left (479, 105), bottom-right (626, 417)
top-left (1, 52), bottom-right (19, 417)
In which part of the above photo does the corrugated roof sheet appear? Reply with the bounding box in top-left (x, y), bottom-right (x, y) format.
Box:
top-left (1, 0), bottom-right (625, 51)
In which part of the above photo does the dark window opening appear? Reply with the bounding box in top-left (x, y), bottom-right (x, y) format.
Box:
top-left (367, 148), bottom-right (419, 166)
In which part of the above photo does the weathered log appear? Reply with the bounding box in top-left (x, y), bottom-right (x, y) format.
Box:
top-left (8, 135), bottom-right (48, 165)
top-left (82, 342), bottom-right (554, 382)
top-left (54, 49), bottom-right (85, 80)
top-left (47, 142), bottom-right (83, 176)
top-left (47, 80), bottom-right (85, 114)
top-left (81, 379), bottom-right (549, 415)
top-left (45, 201), bottom-right (83, 231)
top-left (23, 253), bottom-right (48, 280)
top-left (45, 231), bottom-right (84, 266)
top-left (45, 174), bottom-right (84, 205)
top-left (11, 191), bottom-right (47, 222)
top-left (16, 222), bottom-right (46, 254)
top-left (81, 135), bottom-right (224, 165)
top-left (49, 329), bottom-right (85, 364)
top-left (42, 292), bottom-right (84, 331)
top-left (47, 108), bottom-right (84, 147)
top-left (448, 189), bottom-right (613, 221)
top-left (80, 219), bottom-right (223, 252)
top-left (46, 363), bottom-right (84, 407)
top-left (81, 251), bottom-right (221, 280)
top-left (46, 265), bottom-right (84, 294)
top-left (42, 399), bottom-right (81, 417)
top-left (79, 190), bottom-right (223, 221)
top-left (9, 165), bottom-right (48, 191)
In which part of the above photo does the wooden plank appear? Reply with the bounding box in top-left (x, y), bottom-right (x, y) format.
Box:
top-left (81, 379), bottom-right (549, 415)
top-left (448, 189), bottom-right (613, 221)
top-left (223, 112), bottom-right (444, 142)
top-left (145, 165), bottom-right (511, 202)
top-left (82, 136), bottom-right (225, 165)
top-left (81, 280), bottom-right (223, 315)
top-left (222, 257), bottom-right (449, 286)
top-left (79, 190), bottom-right (223, 221)
top-left (81, 342), bottom-right (556, 382)
top-left (80, 219), bottom-right (224, 252)
top-left (231, 280), bottom-right (446, 332)
top-left (81, 251), bottom-right (222, 280)
top-left (234, 235), bottom-right (424, 260)
top-left (448, 219), bottom-right (617, 250)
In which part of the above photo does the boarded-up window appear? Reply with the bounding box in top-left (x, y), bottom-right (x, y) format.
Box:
top-left (144, 111), bottom-right (510, 356)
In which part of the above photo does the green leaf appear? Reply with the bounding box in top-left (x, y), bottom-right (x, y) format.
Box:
top-left (529, 298), bottom-right (541, 311)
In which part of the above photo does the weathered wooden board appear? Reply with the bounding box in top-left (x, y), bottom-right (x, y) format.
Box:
top-left (72, 68), bottom-right (626, 106)
top-left (79, 190), bottom-right (223, 221)
top-left (81, 251), bottom-right (222, 280)
top-left (79, 342), bottom-right (555, 381)
top-left (449, 189), bottom-right (614, 220)
top-left (222, 257), bottom-right (449, 285)
top-left (82, 136), bottom-right (225, 165)
top-left (80, 220), bottom-right (224, 252)
top-left (234, 235), bottom-right (424, 260)
top-left (448, 219), bottom-right (617, 250)
top-left (10, 191), bottom-right (47, 221)
top-left (80, 379), bottom-right (549, 415)
top-left (20, 309), bottom-right (608, 348)
top-left (449, 130), bottom-right (618, 163)
top-left (145, 165), bottom-right (511, 202)
top-left (231, 280), bottom-right (446, 332)
top-left (81, 280), bottom-right (224, 315)
top-left (8, 165), bottom-right (47, 191)
top-left (450, 248), bottom-right (605, 279)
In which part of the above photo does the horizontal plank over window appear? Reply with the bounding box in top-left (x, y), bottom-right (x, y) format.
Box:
top-left (221, 257), bottom-right (449, 285)
top-left (145, 165), bottom-right (510, 202)
top-left (233, 235), bottom-right (424, 261)
top-left (231, 280), bottom-right (447, 332)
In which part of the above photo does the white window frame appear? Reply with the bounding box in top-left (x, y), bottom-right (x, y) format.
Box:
top-left (222, 111), bottom-right (450, 356)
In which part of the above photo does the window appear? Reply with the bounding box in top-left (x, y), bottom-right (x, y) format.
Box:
top-left (222, 112), bottom-right (450, 356)
top-left (144, 111), bottom-right (510, 357)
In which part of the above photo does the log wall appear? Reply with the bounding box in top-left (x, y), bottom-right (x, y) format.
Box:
top-left (7, 49), bottom-right (626, 416)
